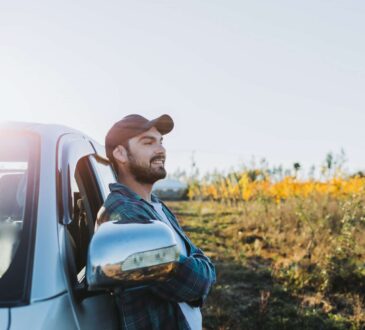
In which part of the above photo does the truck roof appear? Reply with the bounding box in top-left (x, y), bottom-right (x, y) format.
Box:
top-left (0, 121), bottom-right (85, 138)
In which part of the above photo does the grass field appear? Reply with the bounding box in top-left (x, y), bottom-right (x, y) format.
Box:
top-left (167, 196), bottom-right (365, 329)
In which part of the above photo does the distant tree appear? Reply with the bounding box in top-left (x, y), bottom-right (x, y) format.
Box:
top-left (308, 165), bottom-right (316, 179)
top-left (326, 152), bottom-right (333, 170)
top-left (351, 171), bottom-right (365, 178)
top-left (293, 162), bottom-right (301, 178)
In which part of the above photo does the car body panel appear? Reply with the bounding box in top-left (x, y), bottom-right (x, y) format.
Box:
top-left (31, 130), bottom-right (67, 302)
top-left (10, 293), bottom-right (76, 330)
top-left (0, 308), bottom-right (9, 330)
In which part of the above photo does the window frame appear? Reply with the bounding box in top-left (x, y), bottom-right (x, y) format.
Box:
top-left (57, 135), bottom-right (95, 284)
top-left (88, 154), bottom-right (117, 201)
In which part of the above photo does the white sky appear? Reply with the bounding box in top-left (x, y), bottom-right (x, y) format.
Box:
top-left (0, 0), bottom-right (364, 175)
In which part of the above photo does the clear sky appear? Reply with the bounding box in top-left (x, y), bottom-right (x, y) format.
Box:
top-left (1, 0), bottom-right (364, 175)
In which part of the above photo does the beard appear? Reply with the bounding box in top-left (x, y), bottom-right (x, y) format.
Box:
top-left (127, 151), bottom-right (166, 184)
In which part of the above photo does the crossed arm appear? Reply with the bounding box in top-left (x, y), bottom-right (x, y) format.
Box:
top-left (96, 197), bottom-right (216, 306)
top-left (148, 244), bottom-right (216, 307)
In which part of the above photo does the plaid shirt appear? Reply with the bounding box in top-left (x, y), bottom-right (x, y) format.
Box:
top-left (96, 183), bottom-right (216, 330)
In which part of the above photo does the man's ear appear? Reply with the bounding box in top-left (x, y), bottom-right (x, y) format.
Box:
top-left (112, 145), bottom-right (128, 164)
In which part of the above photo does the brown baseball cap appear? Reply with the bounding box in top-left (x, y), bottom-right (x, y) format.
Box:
top-left (105, 114), bottom-right (174, 161)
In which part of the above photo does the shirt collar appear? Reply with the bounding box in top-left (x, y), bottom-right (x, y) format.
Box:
top-left (109, 182), bottom-right (160, 203)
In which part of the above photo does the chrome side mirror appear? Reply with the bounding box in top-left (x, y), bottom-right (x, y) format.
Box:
top-left (86, 221), bottom-right (180, 290)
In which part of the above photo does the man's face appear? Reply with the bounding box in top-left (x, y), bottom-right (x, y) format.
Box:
top-left (125, 127), bottom-right (167, 184)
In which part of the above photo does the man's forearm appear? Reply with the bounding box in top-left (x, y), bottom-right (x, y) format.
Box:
top-left (148, 248), bottom-right (216, 305)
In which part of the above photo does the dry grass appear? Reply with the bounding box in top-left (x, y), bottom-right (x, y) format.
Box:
top-left (167, 195), bottom-right (365, 330)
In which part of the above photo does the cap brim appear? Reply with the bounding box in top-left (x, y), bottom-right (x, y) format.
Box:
top-left (148, 114), bottom-right (174, 135)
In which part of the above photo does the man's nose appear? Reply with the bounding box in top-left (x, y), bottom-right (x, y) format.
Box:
top-left (156, 144), bottom-right (166, 155)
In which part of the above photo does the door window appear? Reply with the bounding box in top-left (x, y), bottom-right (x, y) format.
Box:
top-left (57, 135), bottom-right (102, 282)
top-left (89, 155), bottom-right (117, 200)
top-left (58, 136), bottom-right (119, 329)
top-left (66, 156), bottom-right (103, 276)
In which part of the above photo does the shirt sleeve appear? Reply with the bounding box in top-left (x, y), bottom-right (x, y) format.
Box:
top-left (148, 241), bottom-right (216, 307)
top-left (97, 194), bottom-right (216, 306)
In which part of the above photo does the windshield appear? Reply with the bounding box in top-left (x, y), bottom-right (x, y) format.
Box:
top-left (0, 162), bottom-right (28, 278)
top-left (0, 131), bottom-right (39, 306)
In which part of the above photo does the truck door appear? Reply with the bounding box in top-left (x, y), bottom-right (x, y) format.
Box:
top-left (57, 133), bottom-right (119, 330)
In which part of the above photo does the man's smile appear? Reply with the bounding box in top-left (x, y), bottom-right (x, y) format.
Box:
top-left (151, 156), bottom-right (165, 166)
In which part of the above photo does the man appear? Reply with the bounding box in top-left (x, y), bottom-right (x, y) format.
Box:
top-left (97, 114), bottom-right (216, 330)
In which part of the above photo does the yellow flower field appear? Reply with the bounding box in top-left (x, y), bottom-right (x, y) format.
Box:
top-left (189, 173), bottom-right (365, 203)
top-left (179, 168), bottom-right (365, 329)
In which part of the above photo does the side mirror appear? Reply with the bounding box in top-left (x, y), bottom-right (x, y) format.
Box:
top-left (86, 221), bottom-right (180, 290)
